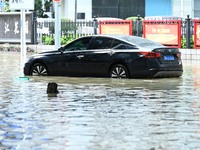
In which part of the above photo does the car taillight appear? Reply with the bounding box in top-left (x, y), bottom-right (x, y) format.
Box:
top-left (139, 52), bottom-right (161, 58)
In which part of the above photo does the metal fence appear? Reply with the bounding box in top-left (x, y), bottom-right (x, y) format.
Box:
top-left (37, 18), bottom-right (95, 44)
top-left (37, 16), bottom-right (195, 48)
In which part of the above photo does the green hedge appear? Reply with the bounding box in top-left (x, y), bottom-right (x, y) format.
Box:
top-left (181, 37), bottom-right (194, 48)
top-left (42, 35), bottom-right (76, 45)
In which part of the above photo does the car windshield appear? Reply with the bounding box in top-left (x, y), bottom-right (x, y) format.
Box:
top-left (116, 35), bottom-right (165, 49)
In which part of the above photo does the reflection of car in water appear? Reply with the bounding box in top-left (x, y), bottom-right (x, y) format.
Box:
top-left (24, 34), bottom-right (183, 78)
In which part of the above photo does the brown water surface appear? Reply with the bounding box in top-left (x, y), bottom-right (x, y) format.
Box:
top-left (0, 52), bottom-right (200, 150)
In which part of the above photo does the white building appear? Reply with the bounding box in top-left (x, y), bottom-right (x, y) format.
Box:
top-left (172, 0), bottom-right (196, 18)
top-left (60, 0), bottom-right (92, 20)
top-left (58, 0), bottom-right (200, 20)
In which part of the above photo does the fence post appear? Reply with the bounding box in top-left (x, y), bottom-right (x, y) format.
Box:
top-left (136, 14), bottom-right (141, 37)
top-left (93, 16), bottom-right (98, 35)
top-left (186, 15), bottom-right (191, 48)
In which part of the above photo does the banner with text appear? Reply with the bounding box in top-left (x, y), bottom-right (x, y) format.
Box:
top-left (99, 20), bottom-right (132, 35)
top-left (143, 20), bottom-right (181, 48)
top-left (0, 12), bottom-right (34, 43)
top-left (194, 20), bottom-right (200, 49)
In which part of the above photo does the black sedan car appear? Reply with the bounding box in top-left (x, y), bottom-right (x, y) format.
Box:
top-left (24, 35), bottom-right (183, 78)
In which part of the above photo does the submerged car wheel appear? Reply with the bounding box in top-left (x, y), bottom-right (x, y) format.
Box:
top-left (110, 64), bottom-right (129, 78)
top-left (30, 63), bottom-right (48, 76)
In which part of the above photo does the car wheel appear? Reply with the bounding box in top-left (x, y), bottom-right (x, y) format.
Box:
top-left (30, 63), bottom-right (48, 76)
top-left (110, 64), bottom-right (129, 78)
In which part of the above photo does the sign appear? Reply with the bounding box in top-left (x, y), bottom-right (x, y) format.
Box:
top-left (9, 0), bottom-right (34, 10)
top-left (99, 20), bottom-right (132, 35)
top-left (196, 24), bottom-right (200, 47)
top-left (0, 12), bottom-right (33, 43)
top-left (143, 20), bottom-right (181, 48)
top-left (194, 20), bottom-right (200, 48)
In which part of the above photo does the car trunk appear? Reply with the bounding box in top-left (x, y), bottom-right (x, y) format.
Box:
top-left (152, 47), bottom-right (181, 65)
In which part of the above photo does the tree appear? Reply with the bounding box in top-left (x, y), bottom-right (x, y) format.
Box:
top-left (35, 0), bottom-right (44, 18)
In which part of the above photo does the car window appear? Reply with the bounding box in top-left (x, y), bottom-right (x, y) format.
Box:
top-left (89, 37), bottom-right (114, 49)
top-left (64, 37), bottom-right (92, 51)
top-left (121, 36), bottom-right (164, 48)
top-left (112, 39), bottom-right (137, 49)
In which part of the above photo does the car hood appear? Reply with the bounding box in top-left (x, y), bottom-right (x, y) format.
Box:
top-left (27, 50), bottom-right (60, 61)
top-left (38, 50), bottom-right (59, 55)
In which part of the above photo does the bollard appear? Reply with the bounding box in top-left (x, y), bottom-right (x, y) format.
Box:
top-left (47, 82), bottom-right (59, 97)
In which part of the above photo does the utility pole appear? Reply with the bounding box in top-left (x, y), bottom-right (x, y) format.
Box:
top-left (54, 0), bottom-right (61, 49)
top-left (74, 0), bottom-right (77, 22)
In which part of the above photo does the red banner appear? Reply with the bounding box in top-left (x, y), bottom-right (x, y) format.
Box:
top-left (194, 20), bottom-right (200, 49)
top-left (143, 20), bottom-right (181, 48)
top-left (99, 20), bottom-right (132, 35)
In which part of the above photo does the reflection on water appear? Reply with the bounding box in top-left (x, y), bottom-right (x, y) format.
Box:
top-left (0, 52), bottom-right (200, 150)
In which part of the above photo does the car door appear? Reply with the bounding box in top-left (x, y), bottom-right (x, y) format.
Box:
top-left (61, 36), bottom-right (93, 76)
top-left (79, 37), bottom-right (115, 76)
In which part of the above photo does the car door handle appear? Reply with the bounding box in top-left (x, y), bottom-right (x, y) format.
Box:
top-left (77, 55), bottom-right (84, 59)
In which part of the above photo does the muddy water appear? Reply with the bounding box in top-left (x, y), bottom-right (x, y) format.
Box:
top-left (0, 52), bottom-right (200, 150)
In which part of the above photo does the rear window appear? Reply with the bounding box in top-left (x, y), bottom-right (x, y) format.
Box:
top-left (112, 39), bottom-right (137, 49)
top-left (120, 36), bottom-right (165, 49)
top-left (89, 37), bottom-right (114, 49)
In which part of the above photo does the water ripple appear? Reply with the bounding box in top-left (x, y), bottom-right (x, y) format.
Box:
top-left (0, 53), bottom-right (200, 150)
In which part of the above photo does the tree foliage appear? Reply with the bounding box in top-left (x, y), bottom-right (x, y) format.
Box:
top-left (35, 0), bottom-right (44, 18)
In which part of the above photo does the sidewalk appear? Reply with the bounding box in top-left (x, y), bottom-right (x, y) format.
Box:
top-left (180, 49), bottom-right (200, 60)
top-left (0, 44), bottom-right (200, 60)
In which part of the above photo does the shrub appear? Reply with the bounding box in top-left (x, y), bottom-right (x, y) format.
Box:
top-left (61, 36), bottom-right (75, 45)
top-left (181, 37), bottom-right (194, 48)
top-left (42, 36), bottom-right (54, 45)
top-left (42, 35), bottom-right (75, 45)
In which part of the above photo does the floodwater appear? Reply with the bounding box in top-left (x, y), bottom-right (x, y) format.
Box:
top-left (0, 52), bottom-right (200, 150)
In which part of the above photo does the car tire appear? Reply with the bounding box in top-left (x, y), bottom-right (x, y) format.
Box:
top-left (110, 64), bottom-right (129, 78)
top-left (30, 63), bottom-right (48, 76)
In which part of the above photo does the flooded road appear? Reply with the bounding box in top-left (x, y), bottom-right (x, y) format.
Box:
top-left (0, 52), bottom-right (200, 150)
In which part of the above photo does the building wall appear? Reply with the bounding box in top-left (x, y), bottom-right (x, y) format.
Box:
top-left (63, 0), bottom-right (92, 20)
top-left (61, 0), bottom-right (198, 20)
top-left (145, 0), bottom-right (172, 16)
top-left (92, 0), bottom-right (145, 19)
top-left (194, 0), bottom-right (200, 18)
top-left (172, 0), bottom-right (193, 18)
